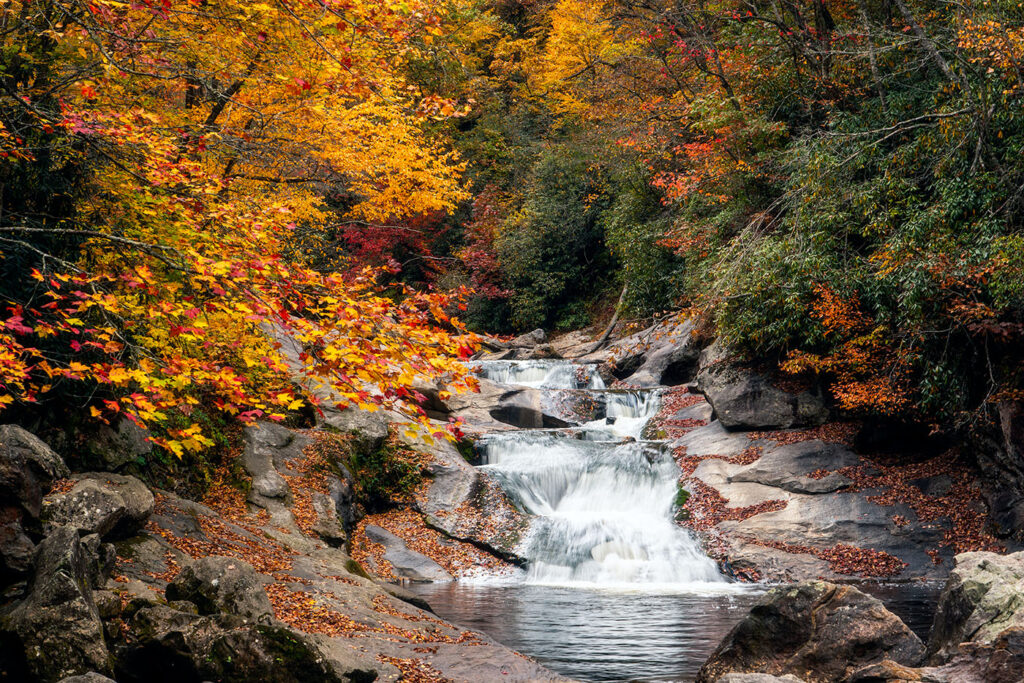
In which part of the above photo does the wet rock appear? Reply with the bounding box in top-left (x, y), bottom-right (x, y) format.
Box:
top-left (926, 550), bottom-right (1024, 662)
top-left (0, 525), bottom-right (112, 680)
top-left (489, 389), bottom-right (571, 429)
top-left (696, 341), bottom-right (827, 431)
top-left (311, 492), bottom-right (347, 546)
top-left (0, 425), bottom-right (69, 577)
top-left (697, 581), bottom-right (924, 683)
top-left (363, 525), bottom-right (453, 582)
top-left (166, 556), bottom-right (273, 620)
top-left (114, 604), bottom-right (355, 683)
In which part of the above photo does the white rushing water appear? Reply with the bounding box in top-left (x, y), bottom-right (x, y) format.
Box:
top-left (472, 360), bottom-right (725, 588)
top-left (470, 359), bottom-right (606, 390)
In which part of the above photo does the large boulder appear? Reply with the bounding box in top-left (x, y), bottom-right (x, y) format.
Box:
top-left (242, 423), bottom-right (295, 502)
top-left (696, 341), bottom-right (827, 431)
top-left (926, 551), bottom-right (1024, 662)
top-left (166, 556), bottom-right (273, 620)
top-left (113, 604), bottom-right (358, 683)
top-left (0, 425), bottom-right (69, 577)
top-left (85, 417), bottom-right (152, 471)
top-left (0, 525), bottom-right (112, 681)
top-left (43, 473), bottom-right (153, 540)
top-left (697, 581), bottom-right (924, 683)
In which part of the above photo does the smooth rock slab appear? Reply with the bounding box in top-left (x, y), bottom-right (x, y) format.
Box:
top-left (364, 525), bottom-right (453, 582)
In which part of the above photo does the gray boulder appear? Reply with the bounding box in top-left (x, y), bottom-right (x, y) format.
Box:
top-left (697, 341), bottom-right (827, 431)
top-left (697, 581), bottom-right (924, 683)
top-left (85, 417), bottom-right (152, 471)
top-left (319, 405), bottom-right (391, 455)
top-left (59, 674), bottom-right (117, 683)
top-left (1, 525), bottom-right (112, 680)
top-left (166, 556), bottom-right (273, 620)
top-left (74, 473), bottom-right (154, 537)
top-left (927, 550), bottom-right (1024, 662)
top-left (43, 479), bottom-right (126, 538)
top-left (114, 604), bottom-right (354, 683)
top-left (311, 492), bottom-right (347, 546)
top-left (242, 423), bottom-right (295, 502)
top-left (0, 425), bottom-right (69, 576)
top-left (509, 328), bottom-right (546, 347)
top-left (364, 525), bottom-right (452, 582)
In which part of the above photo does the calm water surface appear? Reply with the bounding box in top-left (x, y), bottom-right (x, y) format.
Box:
top-left (408, 581), bottom-right (941, 683)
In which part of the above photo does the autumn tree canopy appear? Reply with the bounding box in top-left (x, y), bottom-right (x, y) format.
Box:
top-left (0, 0), bottom-right (478, 455)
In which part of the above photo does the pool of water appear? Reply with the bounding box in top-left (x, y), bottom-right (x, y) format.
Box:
top-left (408, 581), bottom-right (941, 682)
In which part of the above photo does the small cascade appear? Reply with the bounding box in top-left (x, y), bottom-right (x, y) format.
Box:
top-left (472, 359), bottom-right (725, 587)
top-left (469, 359), bottom-right (606, 390)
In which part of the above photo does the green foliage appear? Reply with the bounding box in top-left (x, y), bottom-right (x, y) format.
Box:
top-left (349, 433), bottom-right (424, 512)
top-left (496, 143), bottom-right (615, 329)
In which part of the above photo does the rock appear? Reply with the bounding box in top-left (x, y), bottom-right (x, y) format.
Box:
top-left (74, 473), bottom-right (154, 537)
top-left (488, 389), bottom-right (571, 429)
top-left (242, 423), bottom-right (294, 502)
top-left (86, 417), bottom-right (152, 471)
top-left (43, 479), bottom-right (127, 538)
top-left (0, 525), bottom-right (112, 680)
top-left (311, 492), bottom-right (347, 546)
top-left (319, 406), bottom-right (391, 455)
top-left (696, 581), bottom-right (924, 683)
top-left (363, 525), bottom-right (453, 582)
top-left (850, 629), bottom-right (1024, 682)
top-left (81, 533), bottom-right (117, 588)
top-left (622, 319), bottom-right (700, 387)
top-left (166, 556), bottom-right (273, 620)
top-left (114, 604), bottom-right (355, 683)
top-left (58, 674), bottom-right (118, 683)
top-left (926, 550), bottom-right (1024, 662)
top-left (520, 343), bottom-right (562, 360)
top-left (0, 425), bottom-right (70, 514)
top-left (0, 425), bottom-right (69, 577)
top-left (716, 675), bottom-right (807, 683)
top-left (728, 441), bottom-right (858, 494)
top-left (509, 328), bottom-right (546, 347)
top-left (696, 341), bottom-right (828, 431)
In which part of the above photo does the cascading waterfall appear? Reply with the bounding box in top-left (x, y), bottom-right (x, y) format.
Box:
top-left (469, 359), bottom-right (606, 390)
top-left (473, 360), bottom-right (725, 587)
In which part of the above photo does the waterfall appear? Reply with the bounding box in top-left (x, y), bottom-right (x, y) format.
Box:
top-left (469, 359), bottom-right (606, 390)
top-left (472, 360), bottom-right (725, 587)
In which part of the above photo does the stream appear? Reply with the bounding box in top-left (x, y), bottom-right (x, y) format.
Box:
top-left (409, 360), bottom-right (940, 682)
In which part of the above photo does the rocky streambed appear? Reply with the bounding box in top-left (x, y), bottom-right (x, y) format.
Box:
top-left (2, 318), bottom-right (1023, 682)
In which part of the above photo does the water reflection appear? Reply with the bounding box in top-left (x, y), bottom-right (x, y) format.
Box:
top-left (408, 581), bottom-right (941, 683)
top-left (408, 582), bottom-right (763, 682)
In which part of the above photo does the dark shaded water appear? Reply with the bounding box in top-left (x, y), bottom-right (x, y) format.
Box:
top-left (409, 581), bottom-right (941, 682)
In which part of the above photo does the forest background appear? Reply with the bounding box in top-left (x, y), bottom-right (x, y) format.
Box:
top-left (2, 0), bottom-right (1022, 469)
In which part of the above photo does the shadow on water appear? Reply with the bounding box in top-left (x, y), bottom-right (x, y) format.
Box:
top-left (407, 581), bottom-right (941, 683)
